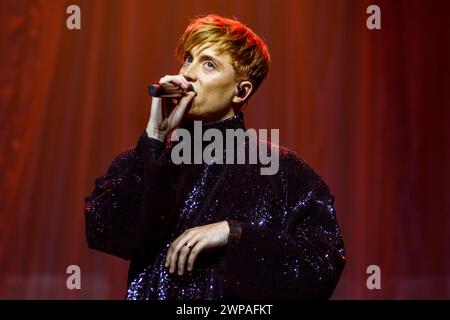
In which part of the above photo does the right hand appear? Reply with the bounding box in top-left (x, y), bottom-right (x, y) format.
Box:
top-left (146, 75), bottom-right (196, 142)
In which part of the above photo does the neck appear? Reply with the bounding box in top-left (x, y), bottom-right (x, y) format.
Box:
top-left (184, 108), bottom-right (237, 123)
top-left (166, 112), bottom-right (248, 165)
top-left (178, 111), bottom-right (245, 134)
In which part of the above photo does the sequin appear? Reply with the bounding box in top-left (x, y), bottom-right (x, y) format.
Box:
top-left (85, 113), bottom-right (345, 299)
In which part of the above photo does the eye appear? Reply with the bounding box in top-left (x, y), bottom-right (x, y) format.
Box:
top-left (184, 54), bottom-right (193, 64)
top-left (203, 61), bottom-right (216, 70)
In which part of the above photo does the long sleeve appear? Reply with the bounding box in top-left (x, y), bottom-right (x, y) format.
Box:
top-left (221, 153), bottom-right (346, 299)
top-left (84, 131), bottom-right (166, 260)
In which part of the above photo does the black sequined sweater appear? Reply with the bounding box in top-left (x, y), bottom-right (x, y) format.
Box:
top-left (85, 112), bottom-right (345, 300)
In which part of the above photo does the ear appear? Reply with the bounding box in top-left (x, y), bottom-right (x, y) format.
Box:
top-left (232, 81), bottom-right (253, 104)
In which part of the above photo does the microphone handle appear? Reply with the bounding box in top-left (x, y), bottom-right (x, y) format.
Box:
top-left (148, 83), bottom-right (195, 98)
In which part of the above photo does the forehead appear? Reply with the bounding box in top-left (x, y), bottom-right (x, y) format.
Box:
top-left (189, 43), bottom-right (233, 64)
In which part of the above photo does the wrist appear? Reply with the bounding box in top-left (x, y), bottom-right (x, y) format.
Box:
top-left (146, 127), bottom-right (167, 142)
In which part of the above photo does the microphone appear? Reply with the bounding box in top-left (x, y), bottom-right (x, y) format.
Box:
top-left (148, 83), bottom-right (195, 98)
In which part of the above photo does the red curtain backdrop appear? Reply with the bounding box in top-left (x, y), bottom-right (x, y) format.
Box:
top-left (1, 0), bottom-right (449, 299)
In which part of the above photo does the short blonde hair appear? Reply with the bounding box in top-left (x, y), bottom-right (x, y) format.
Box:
top-left (176, 14), bottom-right (270, 94)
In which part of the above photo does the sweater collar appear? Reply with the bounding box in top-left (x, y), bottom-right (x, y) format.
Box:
top-left (178, 112), bottom-right (246, 135)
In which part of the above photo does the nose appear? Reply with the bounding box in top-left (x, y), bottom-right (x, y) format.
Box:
top-left (180, 63), bottom-right (197, 82)
top-left (184, 72), bottom-right (195, 82)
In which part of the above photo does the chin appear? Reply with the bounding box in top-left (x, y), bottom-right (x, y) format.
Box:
top-left (185, 107), bottom-right (207, 120)
top-left (184, 103), bottom-right (233, 122)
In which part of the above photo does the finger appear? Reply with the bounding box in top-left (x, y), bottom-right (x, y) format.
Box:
top-left (178, 91), bottom-right (195, 107)
top-left (177, 238), bottom-right (199, 276)
top-left (177, 234), bottom-right (201, 275)
top-left (168, 241), bottom-right (181, 274)
top-left (165, 239), bottom-right (179, 271)
top-left (187, 239), bottom-right (207, 272)
top-left (174, 75), bottom-right (191, 91)
top-left (169, 92), bottom-right (195, 126)
top-left (165, 244), bottom-right (172, 268)
top-left (160, 75), bottom-right (189, 90)
top-left (164, 244), bottom-right (170, 268)
top-left (149, 97), bottom-right (162, 125)
top-left (167, 231), bottom-right (195, 273)
top-left (178, 75), bottom-right (191, 90)
top-left (179, 80), bottom-right (189, 90)
top-left (168, 239), bottom-right (186, 274)
top-left (159, 75), bottom-right (181, 86)
top-left (172, 78), bottom-right (188, 90)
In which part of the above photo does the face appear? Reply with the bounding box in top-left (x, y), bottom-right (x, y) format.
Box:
top-left (179, 43), bottom-right (239, 122)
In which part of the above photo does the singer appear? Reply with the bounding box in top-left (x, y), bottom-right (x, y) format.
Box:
top-left (85, 14), bottom-right (345, 300)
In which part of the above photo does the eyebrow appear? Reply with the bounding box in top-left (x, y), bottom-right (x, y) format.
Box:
top-left (186, 51), bottom-right (224, 68)
top-left (202, 54), bottom-right (224, 68)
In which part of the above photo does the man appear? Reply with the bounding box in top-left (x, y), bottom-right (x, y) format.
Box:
top-left (85, 14), bottom-right (345, 299)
